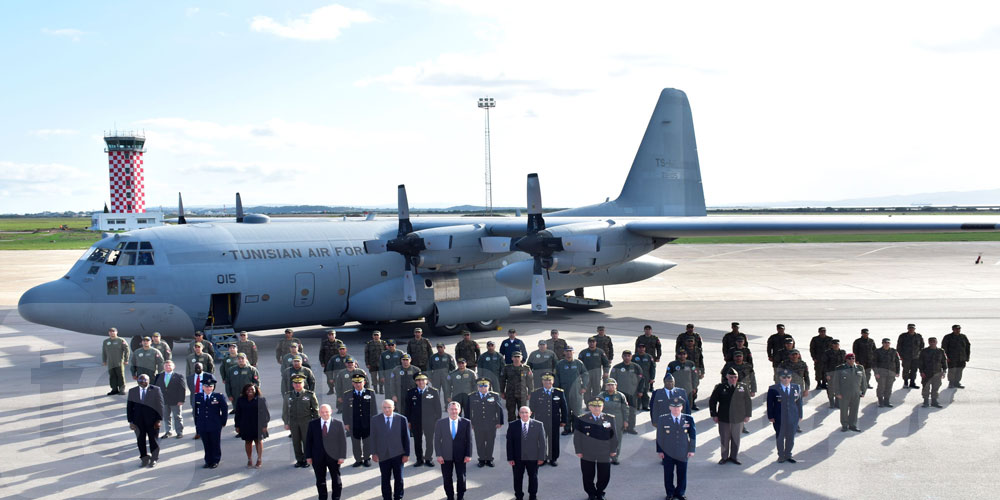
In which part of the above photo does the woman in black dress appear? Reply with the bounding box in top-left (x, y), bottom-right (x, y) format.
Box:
top-left (234, 384), bottom-right (270, 468)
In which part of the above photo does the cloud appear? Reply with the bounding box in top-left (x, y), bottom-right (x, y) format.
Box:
top-left (29, 129), bottom-right (79, 137)
top-left (250, 4), bottom-right (373, 41)
top-left (0, 161), bottom-right (101, 203)
top-left (185, 7), bottom-right (200, 17)
top-left (921, 26), bottom-right (1000, 52)
top-left (41, 28), bottom-right (85, 42)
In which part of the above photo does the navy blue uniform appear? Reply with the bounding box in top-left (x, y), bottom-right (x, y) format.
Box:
top-left (194, 391), bottom-right (228, 466)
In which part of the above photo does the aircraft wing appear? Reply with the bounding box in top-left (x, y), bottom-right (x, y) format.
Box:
top-left (624, 215), bottom-right (1000, 238)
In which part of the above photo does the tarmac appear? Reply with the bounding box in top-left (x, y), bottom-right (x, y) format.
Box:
top-left (1, 241), bottom-right (999, 499)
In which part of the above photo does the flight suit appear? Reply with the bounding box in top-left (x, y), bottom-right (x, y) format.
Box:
top-left (529, 387), bottom-right (568, 462)
top-left (941, 332), bottom-right (971, 387)
top-left (280, 352), bottom-right (311, 372)
top-left (527, 349), bottom-right (558, 388)
top-left (404, 386), bottom-right (442, 462)
top-left (365, 339), bottom-right (386, 393)
top-left (896, 332), bottom-right (924, 386)
top-left (555, 358), bottom-right (589, 432)
top-left (499, 364), bottom-right (533, 420)
top-left (189, 339), bottom-right (214, 357)
top-left (283, 389), bottom-right (319, 464)
top-left (579, 348), bottom-right (610, 401)
top-left (918, 347), bottom-right (948, 406)
top-left (101, 336), bottom-right (130, 393)
top-left (677, 345), bottom-right (705, 380)
top-left (809, 335), bottom-right (833, 387)
top-left (219, 353), bottom-right (239, 385)
top-left (853, 337), bottom-right (877, 387)
top-left (344, 388), bottom-right (377, 462)
top-left (150, 340), bottom-right (172, 361)
top-left (635, 334), bottom-right (663, 362)
top-left (667, 359), bottom-right (701, 406)
top-left (428, 352), bottom-right (456, 390)
top-left (822, 349), bottom-right (846, 407)
top-left (631, 352), bottom-right (656, 410)
top-left (467, 390), bottom-right (504, 462)
top-left (224, 365), bottom-right (260, 401)
top-left (455, 339), bottom-right (481, 369)
top-left (573, 412), bottom-right (618, 499)
top-left (324, 353), bottom-right (349, 395)
top-left (318, 338), bottom-right (346, 369)
top-left (129, 347), bottom-right (165, 381)
top-left (611, 362), bottom-right (643, 430)
top-left (829, 364), bottom-right (865, 429)
top-left (873, 347), bottom-right (900, 406)
top-left (275, 337), bottom-right (305, 364)
top-left (388, 365), bottom-right (421, 403)
top-left (592, 334), bottom-right (615, 360)
top-left (779, 359), bottom-right (810, 393)
top-left (407, 338), bottom-right (433, 370)
top-left (477, 351), bottom-right (505, 392)
top-left (597, 391), bottom-right (630, 460)
top-left (379, 349), bottom-right (404, 395)
top-left (236, 339), bottom-right (258, 366)
top-left (188, 352), bottom-right (215, 379)
top-left (283, 366), bottom-right (317, 394)
top-left (499, 338), bottom-right (528, 364)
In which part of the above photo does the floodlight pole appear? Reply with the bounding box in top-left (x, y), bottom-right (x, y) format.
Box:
top-left (478, 97), bottom-right (495, 215)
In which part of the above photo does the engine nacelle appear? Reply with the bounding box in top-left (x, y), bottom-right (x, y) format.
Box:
top-left (540, 221), bottom-right (651, 273)
top-left (431, 296), bottom-right (511, 326)
top-left (496, 255), bottom-right (675, 290)
top-left (413, 224), bottom-right (504, 272)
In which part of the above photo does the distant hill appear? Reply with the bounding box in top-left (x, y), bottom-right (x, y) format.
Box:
top-left (721, 188), bottom-right (1000, 208)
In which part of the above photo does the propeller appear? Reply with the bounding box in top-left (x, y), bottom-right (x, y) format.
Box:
top-left (235, 193), bottom-right (244, 223)
top-left (363, 185), bottom-right (452, 305)
top-left (177, 192), bottom-right (187, 225)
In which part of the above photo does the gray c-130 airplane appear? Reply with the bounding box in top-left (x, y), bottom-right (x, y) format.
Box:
top-left (18, 88), bottom-right (1000, 340)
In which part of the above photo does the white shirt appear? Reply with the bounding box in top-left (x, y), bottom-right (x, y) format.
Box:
top-left (321, 418), bottom-right (331, 432)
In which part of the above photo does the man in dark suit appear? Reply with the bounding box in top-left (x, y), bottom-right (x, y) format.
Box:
top-left (371, 400), bottom-right (410, 500)
top-left (344, 374), bottom-right (377, 467)
top-left (656, 398), bottom-right (696, 500)
top-left (528, 374), bottom-right (568, 465)
top-left (403, 374), bottom-right (442, 466)
top-left (306, 404), bottom-right (348, 500)
top-left (507, 406), bottom-right (547, 500)
top-left (186, 362), bottom-right (208, 439)
top-left (193, 374), bottom-right (227, 468)
top-left (434, 402), bottom-right (473, 500)
top-left (126, 373), bottom-right (165, 467)
top-left (767, 370), bottom-right (803, 463)
top-left (154, 360), bottom-right (186, 439)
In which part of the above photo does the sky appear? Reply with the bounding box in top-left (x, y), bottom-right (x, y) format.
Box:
top-left (2, 1), bottom-right (1000, 213)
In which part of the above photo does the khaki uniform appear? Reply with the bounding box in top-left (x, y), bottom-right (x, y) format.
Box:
top-left (829, 363), bottom-right (865, 429)
top-left (101, 337), bottom-right (130, 393)
top-left (129, 347), bottom-right (164, 380)
top-left (499, 364), bottom-right (533, 420)
top-left (283, 390), bottom-right (319, 462)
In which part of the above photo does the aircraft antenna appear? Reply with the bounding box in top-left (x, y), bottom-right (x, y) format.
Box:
top-left (478, 96), bottom-right (495, 215)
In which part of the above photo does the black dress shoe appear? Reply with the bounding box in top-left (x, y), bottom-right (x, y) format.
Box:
top-left (412, 459), bottom-right (422, 467)
top-left (363, 459), bottom-right (371, 467)
top-left (796, 427), bottom-right (802, 433)
top-left (352, 461), bottom-right (363, 467)
top-left (486, 460), bottom-right (494, 467)
top-left (777, 458), bottom-right (787, 463)
top-left (718, 458), bottom-right (728, 464)
top-left (742, 428), bottom-right (749, 434)
top-left (140, 456), bottom-right (149, 467)
top-left (161, 432), bottom-right (171, 439)
top-left (786, 458), bottom-right (797, 463)
top-left (849, 426), bottom-right (861, 432)
top-left (931, 402), bottom-right (943, 408)
top-left (107, 390), bottom-right (119, 396)
top-left (728, 458), bottom-right (742, 465)
top-left (477, 460), bottom-right (485, 468)
top-left (956, 384), bottom-right (965, 389)
top-left (611, 458), bottom-right (619, 465)
top-left (202, 463), bottom-right (212, 468)
top-left (209, 463), bottom-right (219, 469)
top-left (549, 460), bottom-right (558, 466)
top-left (148, 460), bottom-right (156, 468)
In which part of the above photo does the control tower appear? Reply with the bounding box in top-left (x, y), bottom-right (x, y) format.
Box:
top-left (104, 132), bottom-right (146, 213)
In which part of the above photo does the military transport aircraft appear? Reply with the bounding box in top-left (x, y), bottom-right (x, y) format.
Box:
top-left (18, 88), bottom-right (1000, 344)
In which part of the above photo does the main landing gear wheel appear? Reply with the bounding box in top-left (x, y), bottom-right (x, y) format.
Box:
top-left (468, 319), bottom-right (498, 332)
top-left (429, 323), bottom-right (465, 336)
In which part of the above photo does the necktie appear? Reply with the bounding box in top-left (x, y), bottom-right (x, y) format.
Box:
top-left (323, 421), bottom-right (328, 436)
top-left (594, 415), bottom-right (599, 423)
top-left (675, 417), bottom-right (680, 425)
top-left (140, 389), bottom-right (145, 401)
top-left (356, 391), bottom-right (362, 397)
top-left (165, 373), bottom-right (171, 385)
top-left (195, 375), bottom-right (201, 394)
top-left (667, 389), bottom-right (672, 398)
top-left (785, 386), bottom-right (790, 395)
top-left (386, 416), bottom-right (391, 429)
top-left (522, 422), bottom-right (528, 438)
top-left (452, 420), bottom-right (457, 439)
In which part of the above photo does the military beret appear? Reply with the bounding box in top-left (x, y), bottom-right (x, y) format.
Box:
top-left (201, 375), bottom-right (217, 386)
top-left (237, 353), bottom-right (247, 359)
top-left (541, 374), bottom-right (555, 381)
top-left (587, 399), bottom-right (604, 406)
top-left (456, 358), bottom-right (466, 363)
top-left (344, 356), bottom-right (355, 363)
top-left (733, 351), bottom-right (744, 357)
top-left (414, 374), bottom-right (428, 381)
top-left (724, 367), bottom-right (738, 376)
top-left (511, 352), bottom-right (522, 358)
top-left (351, 374), bottom-right (367, 383)
top-left (622, 350), bottom-right (632, 356)
top-left (731, 322), bottom-right (740, 326)
top-left (845, 353), bottom-right (855, 359)
top-left (776, 324), bottom-right (785, 328)
top-left (783, 338), bottom-right (794, 344)
top-left (907, 323), bottom-right (916, 328)
top-left (291, 375), bottom-right (306, 383)
top-left (386, 339), bottom-right (396, 345)
top-left (292, 356), bottom-right (303, 362)
top-left (861, 328), bottom-right (869, 334)
top-left (400, 354), bottom-right (411, 360)
top-left (778, 369), bottom-right (793, 377)
top-left (476, 378), bottom-right (491, 386)
top-left (669, 398), bottom-right (684, 407)
top-left (663, 373), bottom-right (674, 381)
top-left (538, 340), bottom-right (547, 346)
top-left (788, 349), bottom-right (800, 355)
top-left (605, 378), bottom-right (617, 385)
top-left (882, 338), bottom-right (891, 343)
top-left (487, 341), bottom-right (495, 346)
top-left (831, 339), bottom-right (840, 344)
top-left (142, 336), bottom-right (151, 341)
top-left (686, 323), bottom-right (694, 328)
top-left (564, 345), bottom-right (575, 351)
top-left (436, 343), bottom-right (446, 348)
top-left (152, 332), bottom-right (161, 337)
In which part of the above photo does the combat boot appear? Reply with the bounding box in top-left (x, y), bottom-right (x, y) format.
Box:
top-left (921, 398), bottom-right (929, 408)
top-left (931, 399), bottom-right (942, 408)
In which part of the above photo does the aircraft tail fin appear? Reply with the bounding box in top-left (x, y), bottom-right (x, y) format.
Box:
top-left (555, 88), bottom-right (706, 217)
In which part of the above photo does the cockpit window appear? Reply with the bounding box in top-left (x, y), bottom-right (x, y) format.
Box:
top-left (87, 266), bottom-right (100, 275)
top-left (115, 242), bottom-right (126, 250)
top-left (118, 252), bottom-right (137, 266)
top-left (125, 242), bottom-right (138, 250)
top-left (106, 250), bottom-right (121, 265)
top-left (107, 277), bottom-right (119, 295)
top-left (138, 251), bottom-right (154, 265)
top-left (120, 277), bottom-right (135, 294)
top-left (140, 242), bottom-right (153, 250)
top-left (89, 248), bottom-right (110, 262)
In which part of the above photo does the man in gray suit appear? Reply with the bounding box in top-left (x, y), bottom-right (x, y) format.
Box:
top-left (435, 402), bottom-right (473, 500)
top-left (371, 400), bottom-right (410, 500)
top-left (506, 406), bottom-right (546, 500)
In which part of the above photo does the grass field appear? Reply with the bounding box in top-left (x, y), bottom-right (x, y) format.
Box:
top-left (670, 232), bottom-right (1000, 244)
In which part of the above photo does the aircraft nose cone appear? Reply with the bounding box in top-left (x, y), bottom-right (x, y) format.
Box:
top-left (18, 279), bottom-right (91, 328)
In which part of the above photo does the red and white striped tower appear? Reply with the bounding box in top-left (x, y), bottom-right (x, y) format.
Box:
top-left (104, 132), bottom-right (146, 213)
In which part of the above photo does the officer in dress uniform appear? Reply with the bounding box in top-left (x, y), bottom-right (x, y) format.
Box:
top-left (193, 374), bottom-right (227, 468)
top-left (574, 399), bottom-right (619, 500)
top-left (829, 353), bottom-right (866, 431)
top-left (651, 373), bottom-right (689, 429)
top-left (528, 374), bottom-right (568, 466)
top-left (344, 374), bottom-right (377, 467)
top-left (335, 357), bottom-right (369, 415)
top-left (767, 370), bottom-right (803, 463)
top-left (468, 378), bottom-right (504, 467)
top-left (656, 397), bottom-right (696, 500)
top-left (284, 375), bottom-right (320, 467)
top-left (404, 374), bottom-right (442, 466)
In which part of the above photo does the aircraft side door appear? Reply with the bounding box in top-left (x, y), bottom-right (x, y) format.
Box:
top-left (295, 272), bottom-right (315, 307)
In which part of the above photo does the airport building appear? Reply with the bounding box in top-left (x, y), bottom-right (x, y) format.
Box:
top-left (89, 131), bottom-right (164, 231)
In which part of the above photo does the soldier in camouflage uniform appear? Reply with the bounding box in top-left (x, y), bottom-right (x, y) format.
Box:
top-left (822, 339), bottom-right (847, 408)
top-left (378, 339), bottom-right (404, 396)
top-left (631, 344), bottom-right (656, 411)
top-left (149, 332), bottom-right (172, 361)
top-left (318, 329), bottom-right (345, 370)
top-left (235, 331), bottom-right (258, 366)
top-left (771, 337), bottom-right (798, 382)
top-left (406, 328), bottom-right (433, 371)
top-left (274, 328), bottom-right (305, 365)
top-left (129, 336), bottom-right (165, 382)
top-left (499, 351), bottom-right (533, 421)
top-left (726, 337), bottom-right (754, 366)
top-left (579, 337), bottom-right (610, 402)
top-left (477, 341), bottom-right (504, 392)
top-left (635, 324), bottom-right (662, 363)
top-left (592, 325), bottom-right (614, 360)
top-left (280, 344), bottom-right (310, 373)
top-left (829, 353), bottom-right (866, 431)
top-left (454, 331), bottom-right (480, 370)
top-left (283, 375), bottom-right (319, 467)
top-left (527, 340), bottom-right (558, 389)
top-left (672, 342), bottom-right (703, 411)
top-left (101, 327), bottom-right (130, 395)
top-left (546, 329), bottom-right (568, 359)
top-left (778, 349), bottom-right (810, 398)
top-left (721, 322), bottom-right (747, 361)
top-left (335, 357), bottom-right (369, 414)
top-left (918, 337), bottom-right (948, 408)
top-left (721, 351), bottom-right (757, 395)
top-left (366, 331), bottom-right (387, 393)
top-left (324, 345), bottom-right (351, 395)
top-left (428, 343), bottom-right (456, 390)
top-left (874, 338), bottom-right (901, 407)
top-left (555, 345), bottom-right (589, 434)
top-left (809, 327), bottom-right (833, 390)
top-left (388, 354), bottom-right (421, 404)
top-left (444, 358), bottom-right (477, 412)
top-left (853, 329), bottom-right (877, 389)
top-left (766, 324), bottom-right (795, 376)
top-left (283, 357), bottom-right (316, 394)
top-left (611, 351), bottom-right (643, 433)
top-left (597, 378), bottom-right (630, 465)
top-left (189, 331), bottom-right (213, 358)
top-left (897, 324), bottom-right (924, 388)
top-left (675, 324), bottom-right (703, 355)
top-left (224, 353), bottom-right (260, 408)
